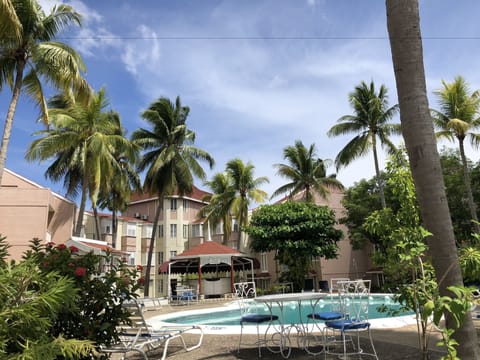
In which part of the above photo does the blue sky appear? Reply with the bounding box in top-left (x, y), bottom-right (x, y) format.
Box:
top-left (3, 0), bottom-right (480, 204)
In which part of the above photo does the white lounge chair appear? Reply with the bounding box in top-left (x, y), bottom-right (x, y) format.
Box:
top-left (99, 299), bottom-right (203, 360)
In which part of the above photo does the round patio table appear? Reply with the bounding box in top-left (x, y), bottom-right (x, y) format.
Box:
top-left (254, 292), bottom-right (328, 358)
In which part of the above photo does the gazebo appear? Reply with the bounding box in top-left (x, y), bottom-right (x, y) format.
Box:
top-left (159, 241), bottom-right (258, 299)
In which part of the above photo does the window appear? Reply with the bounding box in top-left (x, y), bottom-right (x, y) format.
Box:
top-left (183, 199), bottom-right (188, 212)
top-left (128, 252), bottom-right (135, 266)
top-left (105, 225), bottom-right (111, 234)
top-left (170, 198), bottom-right (177, 211)
top-left (261, 253), bottom-right (268, 272)
top-left (170, 250), bottom-right (177, 258)
top-left (158, 224), bottom-right (164, 237)
top-left (191, 224), bottom-right (202, 237)
top-left (215, 222), bottom-right (223, 234)
top-left (183, 224), bottom-right (188, 238)
top-left (158, 279), bottom-right (164, 294)
top-left (158, 251), bottom-right (164, 264)
top-left (233, 220), bottom-right (239, 232)
top-left (170, 224), bottom-right (177, 238)
top-left (144, 225), bottom-right (152, 238)
top-left (127, 223), bottom-right (136, 237)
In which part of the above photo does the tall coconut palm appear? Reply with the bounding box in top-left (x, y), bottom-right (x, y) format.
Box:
top-left (327, 81), bottom-right (400, 208)
top-left (97, 112), bottom-right (141, 247)
top-left (431, 76), bottom-right (480, 233)
top-left (271, 140), bottom-right (344, 202)
top-left (387, 1), bottom-right (479, 357)
top-left (0, 0), bottom-right (90, 184)
top-left (225, 158), bottom-right (269, 249)
top-left (131, 96), bottom-right (214, 297)
top-left (26, 88), bottom-right (133, 238)
top-left (199, 172), bottom-right (235, 245)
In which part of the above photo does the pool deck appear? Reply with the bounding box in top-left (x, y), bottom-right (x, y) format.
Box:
top-left (109, 298), bottom-right (480, 359)
top-left (132, 298), bottom-right (459, 359)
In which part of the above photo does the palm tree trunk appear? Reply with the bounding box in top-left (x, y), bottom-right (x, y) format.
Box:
top-left (0, 60), bottom-right (25, 185)
top-left (372, 137), bottom-right (387, 208)
top-left (144, 195), bottom-right (162, 297)
top-left (93, 206), bottom-right (101, 240)
top-left (74, 179), bottom-right (88, 237)
top-left (386, 1), bottom-right (479, 358)
top-left (111, 209), bottom-right (117, 249)
top-left (459, 139), bottom-right (480, 233)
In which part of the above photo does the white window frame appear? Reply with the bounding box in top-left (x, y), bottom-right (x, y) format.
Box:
top-left (191, 224), bottom-right (202, 237)
top-left (127, 223), bottom-right (136, 237)
top-left (170, 198), bottom-right (177, 211)
top-left (128, 252), bottom-right (135, 266)
top-left (183, 224), bottom-right (188, 238)
top-left (170, 224), bottom-right (177, 238)
top-left (144, 225), bottom-right (153, 238)
top-left (261, 252), bottom-right (268, 272)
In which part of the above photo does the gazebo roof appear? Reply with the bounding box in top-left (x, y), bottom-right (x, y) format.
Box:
top-left (175, 241), bottom-right (242, 258)
top-left (159, 241), bottom-right (258, 274)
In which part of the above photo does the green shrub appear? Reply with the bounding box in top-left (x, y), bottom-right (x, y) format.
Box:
top-left (0, 235), bottom-right (95, 359)
top-left (26, 239), bottom-right (142, 357)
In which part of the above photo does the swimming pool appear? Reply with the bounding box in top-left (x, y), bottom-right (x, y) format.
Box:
top-left (155, 294), bottom-right (413, 328)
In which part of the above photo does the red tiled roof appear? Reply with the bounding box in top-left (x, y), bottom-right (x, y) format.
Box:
top-left (79, 241), bottom-right (127, 254)
top-left (80, 241), bottom-right (111, 251)
top-left (130, 185), bottom-right (211, 203)
top-left (176, 241), bottom-right (241, 257)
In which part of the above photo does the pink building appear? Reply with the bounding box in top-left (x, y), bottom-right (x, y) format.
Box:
top-left (0, 169), bottom-right (76, 259)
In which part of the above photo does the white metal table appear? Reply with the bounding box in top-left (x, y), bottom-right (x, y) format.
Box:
top-left (254, 292), bottom-right (328, 358)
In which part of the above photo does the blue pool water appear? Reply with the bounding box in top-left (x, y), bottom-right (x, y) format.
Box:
top-left (161, 295), bottom-right (411, 326)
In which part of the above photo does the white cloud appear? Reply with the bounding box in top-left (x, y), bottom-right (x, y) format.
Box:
top-left (121, 25), bottom-right (161, 75)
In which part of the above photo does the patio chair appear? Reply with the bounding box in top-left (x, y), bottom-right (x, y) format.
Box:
top-left (99, 299), bottom-right (203, 360)
top-left (323, 279), bottom-right (378, 359)
top-left (234, 282), bottom-right (279, 357)
top-left (304, 278), bottom-right (349, 355)
top-left (307, 278), bottom-right (349, 323)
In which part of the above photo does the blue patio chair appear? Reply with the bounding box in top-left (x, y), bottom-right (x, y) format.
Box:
top-left (234, 282), bottom-right (279, 357)
top-left (323, 279), bottom-right (378, 359)
top-left (304, 278), bottom-right (348, 355)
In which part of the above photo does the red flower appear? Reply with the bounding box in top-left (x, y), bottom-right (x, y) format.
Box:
top-left (121, 257), bottom-right (127, 263)
top-left (69, 246), bottom-right (79, 253)
top-left (46, 242), bottom-right (55, 248)
top-left (136, 265), bottom-right (143, 271)
top-left (75, 267), bottom-right (87, 277)
top-left (42, 261), bottom-right (49, 267)
top-left (56, 244), bottom-right (67, 250)
top-left (137, 277), bottom-right (145, 285)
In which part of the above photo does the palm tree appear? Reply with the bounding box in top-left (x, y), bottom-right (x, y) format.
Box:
top-left (327, 81), bottom-right (400, 208)
top-left (271, 140), bottom-right (344, 202)
top-left (97, 112), bottom-right (141, 247)
top-left (387, 1), bottom-right (479, 357)
top-left (26, 88), bottom-right (133, 238)
top-left (225, 158), bottom-right (269, 249)
top-left (199, 172), bottom-right (235, 245)
top-left (131, 96), bottom-right (214, 297)
top-left (0, 1), bottom-right (90, 184)
top-left (431, 76), bottom-right (480, 233)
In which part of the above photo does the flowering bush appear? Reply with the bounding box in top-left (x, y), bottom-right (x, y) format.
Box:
top-left (0, 236), bottom-right (95, 359)
top-left (27, 239), bottom-right (142, 358)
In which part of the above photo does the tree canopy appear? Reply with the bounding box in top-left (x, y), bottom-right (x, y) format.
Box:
top-left (245, 201), bottom-right (342, 291)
